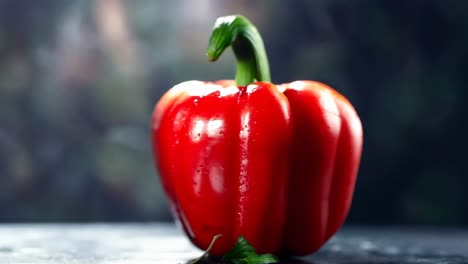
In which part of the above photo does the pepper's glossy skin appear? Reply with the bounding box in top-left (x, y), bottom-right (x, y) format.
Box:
top-left (151, 80), bottom-right (362, 256)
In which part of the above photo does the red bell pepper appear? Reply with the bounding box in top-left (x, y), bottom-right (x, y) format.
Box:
top-left (151, 15), bottom-right (363, 256)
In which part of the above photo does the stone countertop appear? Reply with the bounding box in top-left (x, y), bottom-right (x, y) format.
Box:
top-left (0, 223), bottom-right (466, 264)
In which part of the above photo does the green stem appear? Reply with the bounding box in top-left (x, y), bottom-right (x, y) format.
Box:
top-left (207, 15), bottom-right (271, 86)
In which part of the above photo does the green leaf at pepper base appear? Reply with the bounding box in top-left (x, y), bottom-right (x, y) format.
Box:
top-left (223, 236), bottom-right (279, 264)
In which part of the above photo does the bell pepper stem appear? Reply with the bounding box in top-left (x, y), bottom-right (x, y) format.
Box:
top-left (207, 15), bottom-right (271, 86)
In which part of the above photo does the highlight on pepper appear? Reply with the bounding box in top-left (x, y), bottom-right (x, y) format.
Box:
top-left (151, 14), bottom-right (363, 257)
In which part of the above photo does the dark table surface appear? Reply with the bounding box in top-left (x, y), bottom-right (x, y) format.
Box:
top-left (0, 223), bottom-right (467, 264)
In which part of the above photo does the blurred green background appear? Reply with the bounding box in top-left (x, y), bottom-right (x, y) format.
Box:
top-left (0, 0), bottom-right (467, 225)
